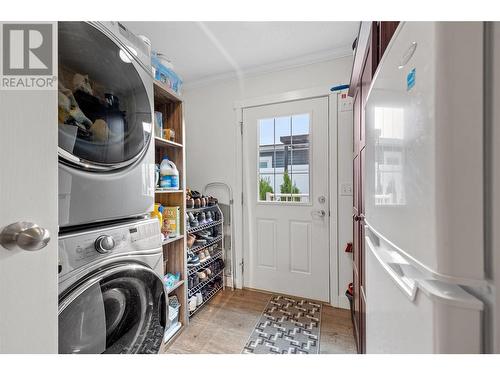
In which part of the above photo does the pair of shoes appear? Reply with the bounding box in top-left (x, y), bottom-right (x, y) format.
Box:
top-left (198, 248), bottom-right (212, 263)
top-left (197, 269), bottom-right (208, 280)
top-left (196, 292), bottom-right (203, 306)
top-left (187, 234), bottom-right (196, 248)
top-left (189, 296), bottom-right (197, 312)
top-left (197, 266), bottom-right (213, 280)
top-left (197, 230), bottom-right (213, 241)
top-left (202, 248), bottom-right (211, 260)
top-left (188, 212), bottom-right (198, 227)
top-left (187, 250), bottom-right (200, 267)
top-left (194, 238), bottom-right (207, 247)
top-left (212, 258), bottom-right (225, 274)
top-left (208, 246), bottom-right (220, 257)
top-left (188, 272), bottom-right (200, 288)
top-left (198, 212), bottom-right (207, 225)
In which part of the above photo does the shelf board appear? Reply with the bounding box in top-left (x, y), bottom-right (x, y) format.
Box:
top-left (155, 189), bottom-right (184, 194)
top-left (167, 279), bottom-right (185, 294)
top-left (154, 80), bottom-right (182, 103)
top-left (162, 235), bottom-right (184, 246)
top-left (163, 322), bottom-right (183, 346)
top-left (155, 137), bottom-right (183, 148)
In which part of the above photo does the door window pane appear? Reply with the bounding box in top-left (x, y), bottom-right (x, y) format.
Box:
top-left (258, 114), bottom-right (310, 203)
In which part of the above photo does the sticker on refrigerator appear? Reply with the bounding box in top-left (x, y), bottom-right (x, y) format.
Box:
top-left (407, 68), bottom-right (416, 91)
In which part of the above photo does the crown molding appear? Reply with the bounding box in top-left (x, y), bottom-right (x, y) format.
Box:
top-left (183, 45), bottom-right (353, 90)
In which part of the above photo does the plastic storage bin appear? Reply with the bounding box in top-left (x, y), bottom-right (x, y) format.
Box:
top-left (151, 53), bottom-right (183, 94)
top-left (168, 296), bottom-right (181, 326)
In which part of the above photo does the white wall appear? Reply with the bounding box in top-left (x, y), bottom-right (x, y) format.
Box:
top-left (335, 93), bottom-right (354, 309)
top-left (183, 56), bottom-right (353, 306)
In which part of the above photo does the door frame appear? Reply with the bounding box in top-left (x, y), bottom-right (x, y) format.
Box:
top-left (233, 85), bottom-right (342, 306)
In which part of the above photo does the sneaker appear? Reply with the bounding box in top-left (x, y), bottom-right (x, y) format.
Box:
top-left (197, 270), bottom-right (207, 280)
top-left (187, 250), bottom-right (200, 267)
top-left (205, 267), bottom-right (212, 277)
top-left (194, 198), bottom-right (201, 208)
top-left (194, 238), bottom-right (207, 247)
top-left (198, 251), bottom-right (207, 263)
top-left (196, 292), bottom-right (203, 306)
top-left (189, 296), bottom-right (197, 312)
top-left (197, 230), bottom-right (213, 241)
top-left (187, 234), bottom-right (196, 248)
top-left (204, 249), bottom-right (211, 260)
top-left (188, 212), bottom-right (198, 227)
top-left (199, 212), bottom-right (207, 225)
top-left (206, 211), bottom-right (213, 223)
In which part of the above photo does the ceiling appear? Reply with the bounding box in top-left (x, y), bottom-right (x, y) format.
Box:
top-left (124, 22), bottom-right (359, 85)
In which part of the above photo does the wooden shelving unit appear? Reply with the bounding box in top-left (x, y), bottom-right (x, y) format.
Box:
top-left (153, 80), bottom-right (187, 348)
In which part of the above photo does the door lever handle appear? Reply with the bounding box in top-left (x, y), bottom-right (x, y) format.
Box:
top-left (0, 221), bottom-right (51, 251)
top-left (311, 210), bottom-right (326, 218)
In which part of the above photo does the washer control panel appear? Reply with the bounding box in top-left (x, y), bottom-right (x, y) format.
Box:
top-left (58, 219), bottom-right (161, 278)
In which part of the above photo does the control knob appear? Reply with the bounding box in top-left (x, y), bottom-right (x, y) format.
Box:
top-left (94, 235), bottom-right (115, 254)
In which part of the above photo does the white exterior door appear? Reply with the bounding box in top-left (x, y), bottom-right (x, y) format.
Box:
top-left (0, 23), bottom-right (58, 353)
top-left (243, 97), bottom-right (330, 302)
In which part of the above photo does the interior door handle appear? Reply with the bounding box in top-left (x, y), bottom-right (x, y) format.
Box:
top-left (311, 210), bottom-right (326, 218)
top-left (0, 221), bottom-right (51, 251)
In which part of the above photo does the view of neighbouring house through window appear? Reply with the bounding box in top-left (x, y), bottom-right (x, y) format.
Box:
top-left (258, 113), bottom-right (310, 203)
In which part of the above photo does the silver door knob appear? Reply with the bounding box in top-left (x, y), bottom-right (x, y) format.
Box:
top-left (311, 210), bottom-right (327, 218)
top-left (95, 235), bottom-right (115, 254)
top-left (0, 221), bottom-right (51, 251)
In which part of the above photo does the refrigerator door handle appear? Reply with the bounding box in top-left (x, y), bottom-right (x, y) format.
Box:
top-left (366, 236), bottom-right (418, 301)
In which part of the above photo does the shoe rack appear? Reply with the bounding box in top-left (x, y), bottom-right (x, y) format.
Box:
top-left (186, 203), bottom-right (225, 318)
top-left (153, 80), bottom-right (187, 347)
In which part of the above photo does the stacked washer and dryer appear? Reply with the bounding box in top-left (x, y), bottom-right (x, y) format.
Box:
top-left (57, 22), bottom-right (168, 354)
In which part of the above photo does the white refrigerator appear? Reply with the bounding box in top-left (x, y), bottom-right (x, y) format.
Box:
top-left (364, 22), bottom-right (499, 353)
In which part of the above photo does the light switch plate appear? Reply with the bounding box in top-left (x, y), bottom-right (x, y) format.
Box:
top-left (340, 182), bottom-right (353, 196)
top-left (340, 97), bottom-right (353, 112)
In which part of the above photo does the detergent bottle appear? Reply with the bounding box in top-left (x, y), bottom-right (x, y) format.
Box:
top-left (151, 203), bottom-right (163, 230)
top-left (160, 156), bottom-right (179, 190)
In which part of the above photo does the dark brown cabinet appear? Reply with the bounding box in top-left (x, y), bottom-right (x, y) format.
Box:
top-left (348, 21), bottom-right (399, 353)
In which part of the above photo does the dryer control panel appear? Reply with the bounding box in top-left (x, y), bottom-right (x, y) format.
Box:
top-left (58, 218), bottom-right (162, 280)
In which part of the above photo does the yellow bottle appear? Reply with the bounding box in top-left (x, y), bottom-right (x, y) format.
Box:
top-left (151, 203), bottom-right (163, 230)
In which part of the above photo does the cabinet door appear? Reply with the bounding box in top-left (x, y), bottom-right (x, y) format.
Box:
top-left (352, 88), bottom-right (362, 351)
top-left (0, 23), bottom-right (58, 354)
top-left (360, 43), bottom-right (372, 150)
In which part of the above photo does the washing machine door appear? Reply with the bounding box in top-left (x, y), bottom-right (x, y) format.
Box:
top-left (58, 22), bottom-right (152, 171)
top-left (58, 263), bottom-right (166, 354)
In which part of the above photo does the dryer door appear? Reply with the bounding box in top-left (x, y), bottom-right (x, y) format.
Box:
top-left (58, 22), bottom-right (152, 171)
top-left (59, 263), bottom-right (166, 354)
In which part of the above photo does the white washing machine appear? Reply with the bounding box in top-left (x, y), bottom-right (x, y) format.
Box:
top-left (58, 218), bottom-right (167, 354)
top-left (58, 22), bottom-right (155, 228)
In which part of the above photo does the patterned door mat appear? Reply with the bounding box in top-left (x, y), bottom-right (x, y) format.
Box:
top-left (242, 295), bottom-right (322, 354)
